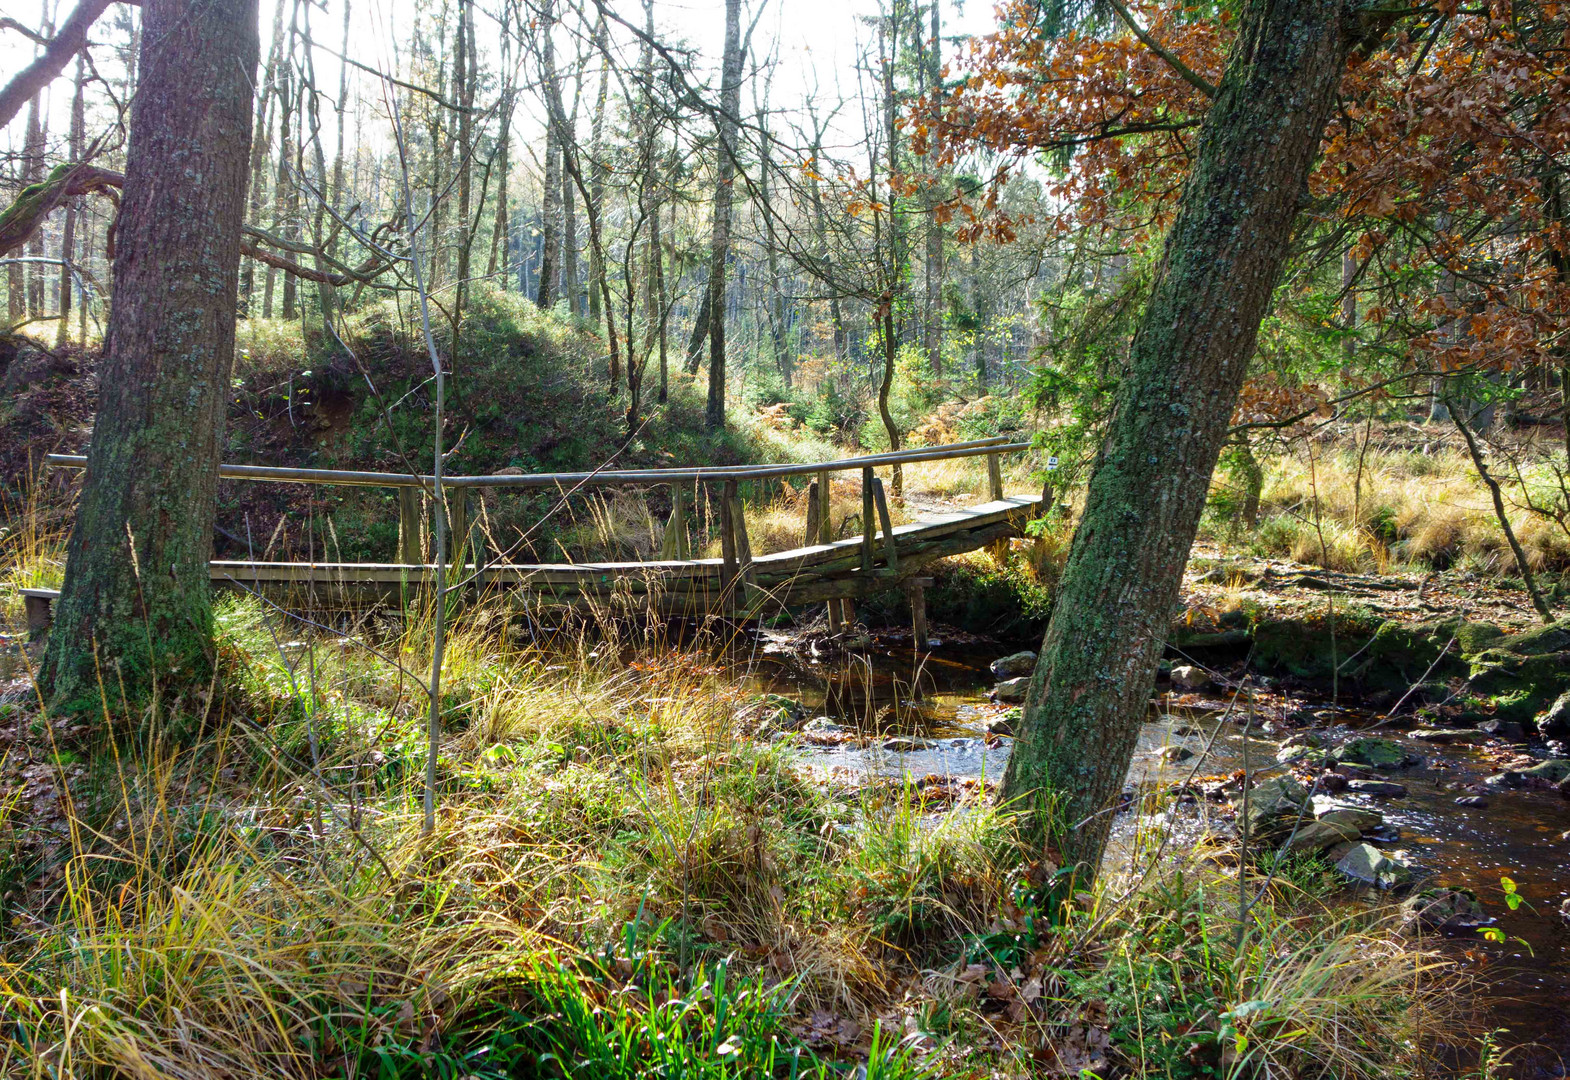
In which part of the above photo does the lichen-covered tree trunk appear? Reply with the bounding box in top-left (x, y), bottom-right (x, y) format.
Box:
top-left (999, 0), bottom-right (1361, 878)
top-left (40, 0), bottom-right (258, 710)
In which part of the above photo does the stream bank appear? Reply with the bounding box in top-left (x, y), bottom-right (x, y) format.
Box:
top-left (719, 616), bottom-right (1570, 1078)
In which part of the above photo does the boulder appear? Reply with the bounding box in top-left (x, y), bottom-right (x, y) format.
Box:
top-left (1400, 887), bottom-right (1488, 933)
top-left (1520, 758), bottom-right (1570, 783)
top-left (1234, 776), bottom-right (1309, 836)
top-left (1317, 805), bottom-right (1383, 832)
top-left (1411, 728), bottom-right (1488, 744)
top-left (1281, 818), bottom-right (1361, 854)
top-left (1454, 796), bottom-right (1490, 808)
top-left (1538, 691), bottom-right (1570, 740)
top-left (1478, 719), bottom-right (1528, 741)
top-left (994, 677), bottom-right (1031, 703)
top-left (1344, 778), bottom-right (1408, 797)
top-left (1170, 664), bottom-right (1210, 690)
top-left (1329, 737), bottom-right (1413, 769)
top-left (1334, 843), bottom-right (1414, 889)
top-left (989, 650), bottom-right (1038, 680)
top-left (984, 711), bottom-right (1016, 736)
top-left (882, 736), bottom-right (934, 752)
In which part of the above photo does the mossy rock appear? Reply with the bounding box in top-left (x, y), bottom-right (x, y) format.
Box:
top-left (1470, 649), bottom-right (1570, 721)
top-left (1328, 737), bottom-right (1411, 769)
top-left (1251, 615), bottom-right (1378, 681)
top-left (1346, 617), bottom-right (1495, 693)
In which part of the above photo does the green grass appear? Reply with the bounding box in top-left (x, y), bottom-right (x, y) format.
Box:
top-left (0, 593), bottom-right (1452, 1078)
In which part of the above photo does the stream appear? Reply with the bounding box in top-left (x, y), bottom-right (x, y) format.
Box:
top-left (718, 630), bottom-right (1570, 1077)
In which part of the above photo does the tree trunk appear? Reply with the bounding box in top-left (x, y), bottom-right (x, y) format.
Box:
top-left (24, 14), bottom-right (49, 322)
top-left (999, 0), bottom-right (1359, 880)
top-left (241, 0), bottom-right (284, 315)
top-left (585, 14), bottom-right (611, 325)
top-left (40, 0), bottom-right (258, 710)
top-left (704, 0), bottom-right (743, 430)
top-left (922, 0), bottom-right (944, 376)
top-left (536, 0), bottom-right (561, 309)
top-left (56, 54), bottom-right (87, 348)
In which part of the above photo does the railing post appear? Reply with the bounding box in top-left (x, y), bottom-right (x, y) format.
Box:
top-left (727, 484), bottom-right (757, 616)
top-left (860, 467), bottom-right (875, 573)
top-left (661, 482), bottom-right (690, 559)
top-left (987, 451), bottom-right (1004, 502)
top-left (816, 470), bottom-right (833, 543)
top-left (873, 477), bottom-right (899, 571)
top-left (719, 479), bottom-right (739, 616)
top-left (398, 485), bottom-right (424, 565)
top-left (448, 488), bottom-right (469, 568)
top-left (803, 480), bottom-right (821, 547)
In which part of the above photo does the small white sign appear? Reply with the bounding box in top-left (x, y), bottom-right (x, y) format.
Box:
top-left (1046, 456), bottom-right (1060, 471)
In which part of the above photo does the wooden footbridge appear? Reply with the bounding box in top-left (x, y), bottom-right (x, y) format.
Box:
top-left (40, 437), bottom-right (1042, 638)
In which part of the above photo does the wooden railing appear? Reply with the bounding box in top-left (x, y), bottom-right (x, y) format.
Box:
top-left (45, 436), bottom-right (1032, 624)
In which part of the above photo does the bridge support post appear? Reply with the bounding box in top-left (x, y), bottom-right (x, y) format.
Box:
top-left (813, 471), bottom-right (842, 631)
top-left (907, 576), bottom-right (933, 651)
top-left (987, 451), bottom-right (1004, 502)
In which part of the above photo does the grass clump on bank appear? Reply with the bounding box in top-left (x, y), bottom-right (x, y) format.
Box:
top-left (0, 594), bottom-right (1450, 1078)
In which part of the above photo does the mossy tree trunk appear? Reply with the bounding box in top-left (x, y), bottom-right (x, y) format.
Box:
top-left (999, 0), bottom-right (1363, 879)
top-left (39, 0), bottom-right (258, 711)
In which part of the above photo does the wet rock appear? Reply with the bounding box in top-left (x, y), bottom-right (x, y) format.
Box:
top-left (1539, 691), bottom-right (1570, 739)
top-left (1520, 759), bottom-right (1570, 783)
top-left (1170, 664), bottom-right (1210, 690)
top-left (1329, 737), bottom-right (1415, 770)
top-left (1560, 777), bottom-right (1570, 800)
top-left (993, 677), bottom-right (1031, 703)
top-left (882, 736), bottom-right (934, 752)
top-left (1401, 887), bottom-right (1488, 933)
top-left (1454, 795), bottom-right (1490, 808)
top-left (1317, 805), bottom-right (1383, 832)
top-left (735, 693), bottom-right (809, 736)
top-left (1156, 745), bottom-right (1195, 764)
top-left (1282, 818), bottom-right (1361, 854)
top-left (989, 650), bottom-right (1037, 680)
top-left (1411, 728), bottom-right (1488, 745)
top-left (1478, 719), bottom-right (1528, 741)
top-left (984, 711), bottom-right (1016, 736)
top-left (802, 717), bottom-right (849, 736)
top-left (1233, 776), bottom-right (1309, 836)
top-left (1484, 770), bottom-right (1526, 789)
top-left (1344, 778), bottom-right (1408, 797)
top-left (1172, 723), bottom-right (1203, 737)
top-left (1334, 843), bottom-right (1414, 889)
top-left (1276, 743), bottom-right (1325, 766)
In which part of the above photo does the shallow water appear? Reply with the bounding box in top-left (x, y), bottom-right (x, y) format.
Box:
top-left (726, 633), bottom-right (1570, 1077)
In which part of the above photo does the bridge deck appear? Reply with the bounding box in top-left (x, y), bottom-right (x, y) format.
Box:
top-left (209, 494), bottom-right (1043, 613)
